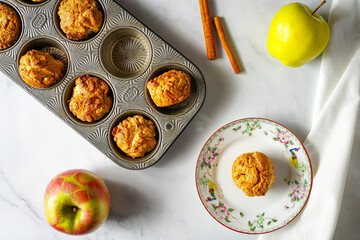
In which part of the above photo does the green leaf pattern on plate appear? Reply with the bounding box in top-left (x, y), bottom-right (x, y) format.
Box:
top-left (248, 213), bottom-right (278, 232)
top-left (242, 120), bottom-right (262, 136)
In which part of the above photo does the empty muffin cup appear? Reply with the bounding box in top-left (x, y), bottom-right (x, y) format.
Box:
top-left (62, 74), bottom-right (115, 127)
top-left (100, 27), bottom-right (152, 79)
top-left (17, 36), bottom-right (69, 89)
top-left (108, 111), bottom-right (161, 163)
top-left (145, 64), bottom-right (198, 116)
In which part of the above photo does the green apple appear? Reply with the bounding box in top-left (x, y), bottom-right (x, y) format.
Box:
top-left (267, 1), bottom-right (330, 67)
top-left (44, 169), bottom-right (110, 235)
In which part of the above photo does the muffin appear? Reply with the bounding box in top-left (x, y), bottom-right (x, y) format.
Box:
top-left (68, 75), bottom-right (112, 122)
top-left (232, 152), bottom-right (275, 197)
top-left (147, 70), bottom-right (191, 107)
top-left (0, 3), bottom-right (21, 50)
top-left (19, 50), bottom-right (65, 88)
top-left (112, 115), bottom-right (157, 158)
top-left (58, 0), bottom-right (103, 41)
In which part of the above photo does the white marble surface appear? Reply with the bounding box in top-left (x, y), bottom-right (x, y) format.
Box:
top-left (1, 0), bottom-right (358, 239)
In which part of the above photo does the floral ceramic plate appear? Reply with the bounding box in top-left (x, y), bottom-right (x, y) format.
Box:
top-left (196, 118), bottom-right (313, 234)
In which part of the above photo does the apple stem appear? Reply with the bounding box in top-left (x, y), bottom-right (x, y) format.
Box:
top-left (312, 0), bottom-right (326, 15)
top-left (72, 207), bottom-right (78, 213)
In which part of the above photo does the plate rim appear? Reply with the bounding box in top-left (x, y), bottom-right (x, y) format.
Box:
top-left (195, 117), bottom-right (313, 235)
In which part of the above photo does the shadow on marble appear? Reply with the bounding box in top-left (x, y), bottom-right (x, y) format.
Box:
top-left (102, 179), bottom-right (150, 221)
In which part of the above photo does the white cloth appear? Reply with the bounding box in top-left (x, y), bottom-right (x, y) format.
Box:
top-left (261, 0), bottom-right (360, 239)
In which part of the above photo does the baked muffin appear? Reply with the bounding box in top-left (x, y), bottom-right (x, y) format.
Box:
top-left (112, 115), bottom-right (157, 158)
top-left (232, 152), bottom-right (275, 197)
top-left (147, 70), bottom-right (191, 107)
top-left (19, 50), bottom-right (65, 88)
top-left (0, 3), bottom-right (21, 50)
top-left (68, 75), bottom-right (112, 122)
top-left (58, 0), bottom-right (103, 41)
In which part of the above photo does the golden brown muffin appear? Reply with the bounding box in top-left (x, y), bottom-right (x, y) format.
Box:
top-left (0, 3), bottom-right (21, 50)
top-left (147, 70), bottom-right (191, 107)
top-left (112, 115), bottom-right (157, 158)
top-left (19, 50), bottom-right (65, 88)
top-left (58, 0), bottom-right (103, 41)
top-left (68, 75), bottom-right (112, 122)
top-left (232, 152), bottom-right (275, 197)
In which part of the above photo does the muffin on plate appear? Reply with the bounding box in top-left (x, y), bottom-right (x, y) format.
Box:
top-left (147, 70), bottom-right (191, 107)
top-left (232, 152), bottom-right (275, 197)
top-left (19, 50), bottom-right (65, 88)
top-left (112, 115), bottom-right (157, 159)
top-left (0, 3), bottom-right (21, 50)
top-left (58, 0), bottom-right (103, 41)
top-left (68, 75), bottom-right (112, 122)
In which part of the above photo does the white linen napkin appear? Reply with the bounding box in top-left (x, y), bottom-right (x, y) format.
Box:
top-left (261, 0), bottom-right (360, 239)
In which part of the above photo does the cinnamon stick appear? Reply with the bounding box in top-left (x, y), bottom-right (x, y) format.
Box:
top-left (213, 16), bottom-right (241, 74)
top-left (199, 0), bottom-right (217, 59)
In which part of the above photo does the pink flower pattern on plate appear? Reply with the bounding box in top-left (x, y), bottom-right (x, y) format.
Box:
top-left (203, 150), bottom-right (215, 164)
top-left (215, 205), bottom-right (230, 219)
top-left (277, 131), bottom-right (290, 144)
top-left (284, 184), bottom-right (308, 210)
top-left (292, 185), bottom-right (307, 200)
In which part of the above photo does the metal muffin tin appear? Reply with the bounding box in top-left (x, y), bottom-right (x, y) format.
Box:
top-left (0, 0), bottom-right (206, 169)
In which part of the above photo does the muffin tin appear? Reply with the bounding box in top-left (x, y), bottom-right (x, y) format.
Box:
top-left (0, 0), bottom-right (206, 169)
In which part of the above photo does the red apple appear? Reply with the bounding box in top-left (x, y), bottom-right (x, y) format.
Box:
top-left (44, 169), bottom-right (110, 235)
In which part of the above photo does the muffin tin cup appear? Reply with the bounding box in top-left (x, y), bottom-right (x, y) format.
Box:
top-left (53, 0), bottom-right (107, 43)
top-left (16, 36), bottom-right (70, 90)
top-left (100, 27), bottom-right (152, 79)
top-left (0, 0), bottom-right (206, 170)
top-left (145, 63), bottom-right (198, 117)
top-left (0, 1), bottom-right (24, 53)
top-left (62, 73), bottom-right (116, 127)
top-left (16, 0), bottom-right (50, 7)
top-left (108, 111), bottom-right (162, 166)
